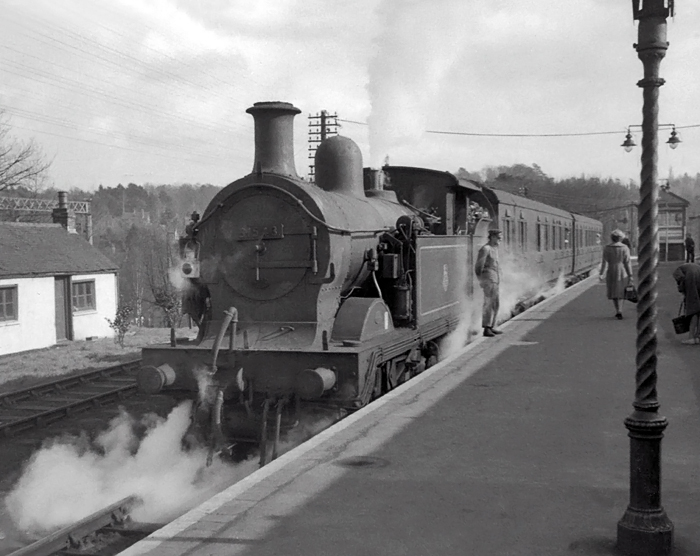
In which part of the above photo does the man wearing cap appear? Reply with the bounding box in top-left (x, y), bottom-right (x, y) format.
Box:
top-left (685, 233), bottom-right (695, 263)
top-left (475, 229), bottom-right (503, 337)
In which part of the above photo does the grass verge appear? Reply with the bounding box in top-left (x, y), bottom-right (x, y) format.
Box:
top-left (0, 326), bottom-right (197, 391)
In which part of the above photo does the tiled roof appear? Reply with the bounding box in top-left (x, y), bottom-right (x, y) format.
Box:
top-left (0, 222), bottom-right (118, 278)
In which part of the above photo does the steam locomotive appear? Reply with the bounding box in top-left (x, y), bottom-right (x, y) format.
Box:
top-left (137, 101), bottom-right (602, 463)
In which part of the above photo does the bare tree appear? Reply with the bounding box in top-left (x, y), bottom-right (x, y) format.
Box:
top-left (143, 227), bottom-right (183, 346)
top-left (0, 112), bottom-right (51, 193)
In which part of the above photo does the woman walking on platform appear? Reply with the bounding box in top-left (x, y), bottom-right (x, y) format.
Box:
top-left (672, 263), bottom-right (700, 345)
top-left (599, 230), bottom-right (633, 320)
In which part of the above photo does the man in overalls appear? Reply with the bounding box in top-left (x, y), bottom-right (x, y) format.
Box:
top-left (475, 229), bottom-right (503, 337)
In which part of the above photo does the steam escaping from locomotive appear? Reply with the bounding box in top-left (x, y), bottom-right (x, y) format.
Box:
top-left (497, 255), bottom-right (565, 322)
top-left (169, 258), bottom-right (196, 294)
top-left (441, 257), bottom-right (572, 359)
top-left (4, 404), bottom-right (252, 536)
top-left (137, 100), bottom-right (603, 468)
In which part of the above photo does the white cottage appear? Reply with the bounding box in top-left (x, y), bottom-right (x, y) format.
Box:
top-left (0, 219), bottom-right (119, 356)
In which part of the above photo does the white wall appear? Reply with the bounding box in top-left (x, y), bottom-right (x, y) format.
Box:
top-left (72, 273), bottom-right (117, 341)
top-left (0, 272), bottom-right (117, 356)
top-left (0, 276), bottom-right (56, 356)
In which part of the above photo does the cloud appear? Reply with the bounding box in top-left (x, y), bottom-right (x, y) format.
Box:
top-left (118, 0), bottom-right (236, 58)
top-left (2, 0), bottom-right (700, 190)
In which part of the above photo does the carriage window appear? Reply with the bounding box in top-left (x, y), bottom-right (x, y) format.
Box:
top-left (509, 220), bottom-right (514, 247)
top-left (565, 227), bottom-right (571, 249)
top-left (544, 224), bottom-right (549, 251)
top-left (502, 219), bottom-right (513, 248)
top-left (536, 223), bottom-right (542, 252)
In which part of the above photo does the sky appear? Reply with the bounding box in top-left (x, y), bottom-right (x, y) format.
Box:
top-left (1, 0), bottom-right (699, 193)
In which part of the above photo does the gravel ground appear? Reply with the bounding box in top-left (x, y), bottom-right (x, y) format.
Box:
top-left (0, 327), bottom-right (196, 391)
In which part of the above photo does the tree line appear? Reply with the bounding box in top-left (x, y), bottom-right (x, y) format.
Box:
top-left (3, 112), bottom-right (700, 331)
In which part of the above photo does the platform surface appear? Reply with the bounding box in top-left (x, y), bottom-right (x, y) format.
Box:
top-left (120, 262), bottom-right (700, 556)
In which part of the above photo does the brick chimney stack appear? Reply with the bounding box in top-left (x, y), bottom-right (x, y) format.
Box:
top-left (52, 191), bottom-right (77, 233)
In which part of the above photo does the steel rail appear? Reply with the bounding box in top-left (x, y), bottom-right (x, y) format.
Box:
top-left (0, 361), bottom-right (141, 436)
top-left (7, 496), bottom-right (141, 556)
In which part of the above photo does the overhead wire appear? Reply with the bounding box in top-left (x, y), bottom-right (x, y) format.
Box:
top-left (0, 76), bottom-right (243, 165)
top-left (63, 1), bottom-right (265, 92)
top-left (10, 122), bottom-right (229, 166)
top-left (2, 105), bottom-right (232, 164)
top-left (0, 30), bottom-right (247, 133)
top-left (0, 5), bottom-right (259, 170)
top-left (2, 9), bottom-right (237, 110)
top-left (3, 5), bottom-right (697, 186)
top-left (1, 7), bottom-right (255, 146)
top-left (6, 5), bottom-right (698, 144)
top-left (0, 56), bottom-right (240, 138)
top-left (339, 118), bottom-right (700, 138)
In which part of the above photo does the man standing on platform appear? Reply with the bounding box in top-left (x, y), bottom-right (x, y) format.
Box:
top-left (475, 229), bottom-right (503, 337)
top-left (685, 233), bottom-right (695, 263)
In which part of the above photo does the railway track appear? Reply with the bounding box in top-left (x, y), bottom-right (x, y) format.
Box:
top-left (7, 495), bottom-right (162, 556)
top-left (0, 361), bottom-right (141, 437)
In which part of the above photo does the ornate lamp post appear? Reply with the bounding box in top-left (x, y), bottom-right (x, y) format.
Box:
top-left (617, 1), bottom-right (675, 555)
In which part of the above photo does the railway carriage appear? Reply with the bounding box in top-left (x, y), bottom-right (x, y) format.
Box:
top-left (137, 101), bottom-right (602, 463)
top-left (473, 189), bottom-right (602, 287)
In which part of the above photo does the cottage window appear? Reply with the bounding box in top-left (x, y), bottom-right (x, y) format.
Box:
top-left (72, 280), bottom-right (95, 311)
top-left (0, 286), bottom-right (18, 321)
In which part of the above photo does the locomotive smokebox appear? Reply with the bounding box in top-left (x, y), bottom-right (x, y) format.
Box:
top-left (315, 135), bottom-right (365, 197)
top-left (246, 101), bottom-right (301, 178)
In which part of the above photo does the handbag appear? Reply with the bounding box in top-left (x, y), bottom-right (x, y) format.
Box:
top-left (672, 300), bottom-right (691, 335)
top-left (624, 284), bottom-right (638, 303)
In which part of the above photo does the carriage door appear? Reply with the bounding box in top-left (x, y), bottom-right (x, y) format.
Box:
top-left (54, 276), bottom-right (73, 341)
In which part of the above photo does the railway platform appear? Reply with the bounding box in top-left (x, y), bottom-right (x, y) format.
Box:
top-left (120, 262), bottom-right (700, 556)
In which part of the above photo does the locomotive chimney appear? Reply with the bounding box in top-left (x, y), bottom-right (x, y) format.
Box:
top-left (246, 101), bottom-right (301, 178)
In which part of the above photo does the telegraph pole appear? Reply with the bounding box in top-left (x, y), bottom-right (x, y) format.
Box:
top-left (308, 110), bottom-right (339, 180)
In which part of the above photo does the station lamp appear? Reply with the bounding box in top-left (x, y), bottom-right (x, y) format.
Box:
top-left (621, 124), bottom-right (680, 152)
top-left (666, 126), bottom-right (681, 148)
top-left (621, 129), bottom-right (636, 152)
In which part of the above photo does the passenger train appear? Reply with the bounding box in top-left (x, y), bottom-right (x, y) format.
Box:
top-left (136, 101), bottom-right (602, 463)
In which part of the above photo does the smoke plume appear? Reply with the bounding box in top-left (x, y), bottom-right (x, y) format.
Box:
top-left (367, 1), bottom-right (469, 167)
